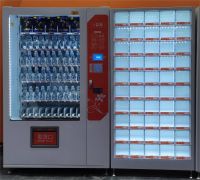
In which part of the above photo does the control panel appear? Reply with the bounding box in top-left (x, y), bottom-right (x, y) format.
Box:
top-left (87, 15), bottom-right (109, 120)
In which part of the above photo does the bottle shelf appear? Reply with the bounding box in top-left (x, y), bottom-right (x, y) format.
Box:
top-left (21, 80), bottom-right (80, 84)
top-left (21, 99), bottom-right (80, 103)
top-left (20, 32), bottom-right (80, 36)
top-left (21, 64), bottom-right (80, 68)
top-left (21, 115), bottom-right (80, 119)
top-left (20, 48), bottom-right (79, 51)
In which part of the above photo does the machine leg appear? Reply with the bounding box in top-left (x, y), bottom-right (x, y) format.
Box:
top-left (189, 171), bottom-right (193, 179)
top-left (6, 169), bottom-right (12, 175)
top-left (197, 172), bottom-right (200, 179)
top-left (112, 169), bottom-right (116, 177)
top-left (104, 169), bottom-right (108, 176)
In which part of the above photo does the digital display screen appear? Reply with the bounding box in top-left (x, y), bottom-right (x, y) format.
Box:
top-left (93, 54), bottom-right (103, 61)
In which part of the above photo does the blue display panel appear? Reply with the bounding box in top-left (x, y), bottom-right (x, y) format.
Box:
top-left (92, 54), bottom-right (104, 61)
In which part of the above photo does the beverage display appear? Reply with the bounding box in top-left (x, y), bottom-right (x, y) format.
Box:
top-left (113, 10), bottom-right (192, 160)
top-left (19, 16), bottom-right (80, 120)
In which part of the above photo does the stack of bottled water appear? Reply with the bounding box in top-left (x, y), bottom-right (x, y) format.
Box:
top-left (21, 106), bottom-right (80, 119)
top-left (20, 29), bottom-right (80, 120)
top-left (21, 85), bottom-right (80, 102)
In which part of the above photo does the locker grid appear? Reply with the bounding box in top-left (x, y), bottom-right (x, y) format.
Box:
top-left (113, 10), bottom-right (192, 160)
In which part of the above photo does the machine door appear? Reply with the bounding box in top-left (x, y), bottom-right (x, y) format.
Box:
top-left (111, 8), bottom-right (195, 170)
top-left (3, 7), bottom-right (87, 167)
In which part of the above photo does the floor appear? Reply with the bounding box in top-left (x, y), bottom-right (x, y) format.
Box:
top-left (0, 147), bottom-right (196, 180)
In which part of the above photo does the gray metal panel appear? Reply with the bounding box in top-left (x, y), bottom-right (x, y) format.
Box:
top-left (196, 7), bottom-right (200, 173)
top-left (110, 8), bottom-right (195, 170)
top-left (3, 7), bottom-right (87, 168)
top-left (86, 8), bottom-right (110, 168)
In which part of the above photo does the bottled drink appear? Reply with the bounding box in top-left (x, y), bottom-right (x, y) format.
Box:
top-left (26, 50), bottom-right (32, 65)
top-left (63, 50), bottom-right (70, 65)
top-left (21, 17), bottom-right (32, 32)
top-left (59, 40), bottom-right (65, 50)
top-left (33, 51), bottom-right (39, 65)
top-left (76, 66), bottom-right (80, 81)
top-left (62, 73), bottom-right (67, 81)
top-left (57, 50), bottom-right (63, 65)
top-left (58, 86), bottom-right (63, 100)
top-left (51, 50), bottom-right (57, 65)
top-left (28, 86), bottom-right (34, 100)
top-left (46, 50), bottom-right (52, 65)
top-left (52, 67), bottom-right (57, 81)
top-left (57, 107), bottom-right (63, 117)
top-left (45, 67), bottom-right (51, 81)
top-left (46, 86), bottom-right (51, 100)
top-left (20, 67), bottom-right (26, 81)
top-left (52, 86), bottom-right (58, 100)
top-left (26, 67), bottom-right (32, 81)
top-left (70, 107), bottom-right (75, 117)
top-left (57, 67), bottom-right (63, 81)
top-left (34, 67), bottom-right (40, 81)
top-left (40, 50), bottom-right (46, 65)
top-left (70, 67), bottom-right (76, 81)
top-left (40, 67), bottom-right (46, 81)
top-left (27, 107), bottom-right (33, 117)
top-left (76, 86), bottom-right (80, 101)
top-left (39, 35), bottom-right (45, 49)
top-left (40, 85), bottom-right (46, 100)
top-left (21, 86), bottom-right (27, 100)
top-left (52, 36), bottom-right (58, 49)
top-left (51, 107), bottom-right (57, 117)
top-left (20, 51), bottom-right (26, 65)
top-left (48, 40), bottom-right (53, 49)
top-left (39, 107), bottom-right (45, 117)
top-left (70, 86), bottom-right (76, 101)
top-left (45, 107), bottom-right (51, 117)
top-left (34, 86), bottom-right (40, 100)
top-left (63, 85), bottom-right (69, 100)
top-left (64, 107), bottom-right (69, 117)
top-left (75, 107), bottom-right (80, 117)
top-left (27, 41), bottom-right (33, 50)
top-left (21, 107), bottom-right (26, 117)
top-left (33, 37), bottom-right (40, 50)
top-left (33, 107), bottom-right (39, 117)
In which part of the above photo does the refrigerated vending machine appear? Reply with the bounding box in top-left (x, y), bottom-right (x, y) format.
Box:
top-left (111, 8), bottom-right (195, 170)
top-left (3, 7), bottom-right (109, 168)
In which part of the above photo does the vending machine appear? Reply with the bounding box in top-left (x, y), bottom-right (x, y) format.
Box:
top-left (111, 8), bottom-right (195, 170)
top-left (3, 7), bottom-right (109, 168)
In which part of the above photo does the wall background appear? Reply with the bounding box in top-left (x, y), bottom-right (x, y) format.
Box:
top-left (0, 0), bottom-right (200, 144)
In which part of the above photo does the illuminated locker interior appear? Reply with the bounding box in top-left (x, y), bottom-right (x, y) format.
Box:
top-left (113, 10), bottom-right (192, 160)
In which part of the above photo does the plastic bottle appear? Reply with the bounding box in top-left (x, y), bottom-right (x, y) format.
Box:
top-left (46, 86), bottom-right (51, 100)
top-left (40, 85), bottom-right (46, 100)
top-left (34, 86), bottom-right (40, 100)
top-left (58, 86), bottom-right (63, 100)
top-left (52, 86), bottom-right (58, 100)
top-left (40, 67), bottom-right (46, 81)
